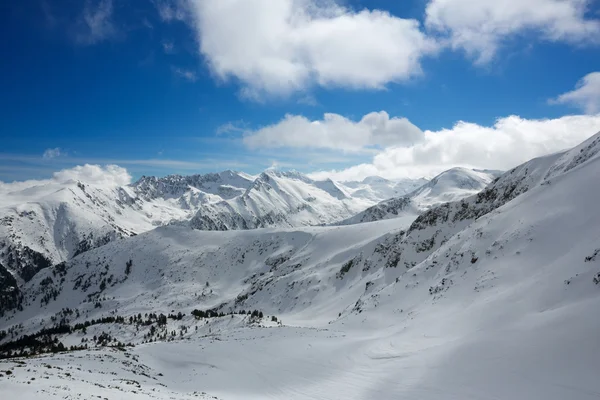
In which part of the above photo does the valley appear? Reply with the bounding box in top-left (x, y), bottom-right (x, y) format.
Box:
top-left (1, 133), bottom-right (600, 399)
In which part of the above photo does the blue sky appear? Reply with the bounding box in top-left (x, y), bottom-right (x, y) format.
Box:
top-left (1, 0), bottom-right (600, 183)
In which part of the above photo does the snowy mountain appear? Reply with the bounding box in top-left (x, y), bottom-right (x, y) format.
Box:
top-left (189, 170), bottom-right (374, 230)
top-left (408, 167), bottom-right (502, 208)
top-left (340, 175), bottom-right (428, 202)
top-left (0, 169), bottom-right (407, 291)
top-left (131, 170), bottom-right (255, 202)
top-left (340, 167), bottom-right (501, 225)
top-left (1, 132), bottom-right (599, 399)
top-left (0, 171), bottom-right (256, 286)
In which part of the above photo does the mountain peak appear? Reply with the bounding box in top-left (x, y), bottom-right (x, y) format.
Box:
top-left (261, 169), bottom-right (312, 182)
top-left (340, 167), bottom-right (500, 225)
top-left (361, 176), bottom-right (392, 184)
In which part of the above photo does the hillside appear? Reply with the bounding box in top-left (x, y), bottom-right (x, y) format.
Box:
top-left (340, 176), bottom-right (428, 202)
top-left (340, 167), bottom-right (500, 225)
top-left (1, 133), bottom-right (599, 399)
top-left (0, 171), bottom-right (256, 285)
top-left (0, 169), bottom-right (422, 289)
top-left (189, 170), bottom-right (378, 230)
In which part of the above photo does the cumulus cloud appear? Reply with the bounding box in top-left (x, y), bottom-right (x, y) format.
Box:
top-left (74, 0), bottom-right (118, 45)
top-left (177, 0), bottom-right (437, 97)
top-left (0, 165), bottom-right (132, 199)
top-left (243, 111), bottom-right (424, 153)
top-left (425, 0), bottom-right (600, 63)
top-left (244, 111), bottom-right (600, 179)
top-left (42, 148), bottom-right (63, 159)
top-left (53, 164), bottom-right (132, 186)
top-left (307, 114), bottom-right (600, 181)
top-left (550, 72), bottom-right (600, 114)
top-left (153, 0), bottom-right (600, 96)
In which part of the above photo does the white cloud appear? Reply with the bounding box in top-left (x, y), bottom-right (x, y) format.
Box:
top-left (307, 113), bottom-right (600, 181)
top-left (179, 0), bottom-right (437, 97)
top-left (155, 0), bottom-right (600, 95)
top-left (52, 164), bottom-right (132, 186)
top-left (0, 165), bottom-right (132, 197)
top-left (425, 0), bottom-right (600, 63)
top-left (172, 67), bottom-right (197, 82)
top-left (75, 0), bottom-right (117, 45)
top-left (243, 111), bottom-right (424, 152)
top-left (42, 148), bottom-right (63, 159)
top-left (216, 120), bottom-right (248, 135)
top-left (550, 72), bottom-right (600, 114)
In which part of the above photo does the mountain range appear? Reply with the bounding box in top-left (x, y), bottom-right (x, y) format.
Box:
top-left (0, 167), bottom-right (490, 291)
top-left (1, 132), bottom-right (600, 399)
top-left (339, 167), bottom-right (502, 225)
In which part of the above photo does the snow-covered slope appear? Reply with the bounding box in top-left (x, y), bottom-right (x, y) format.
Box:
top-left (189, 170), bottom-right (375, 230)
top-left (0, 171), bottom-right (256, 285)
top-left (341, 167), bottom-right (500, 225)
top-left (188, 170), bottom-right (481, 232)
top-left (1, 132), bottom-right (600, 399)
top-left (131, 170), bottom-right (255, 202)
top-left (338, 196), bottom-right (420, 225)
top-left (0, 169), bottom-right (402, 291)
top-left (408, 167), bottom-right (501, 208)
top-left (341, 175), bottom-right (428, 202)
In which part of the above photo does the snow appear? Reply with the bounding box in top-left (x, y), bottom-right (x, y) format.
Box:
top-left (340, 167), bottom-right (500, 225)
top-left (188, 170), bottom-right (384, 230)
top-left (340, 176), bottom-right (428, 203)
top-left (0, 169), bottom-right (411, 284)
top-left (2, 132), bottom-right (600, 399)
top-left (0, 347), bottom-right (218, 399)
top-left (407, 167), bottom-right (500, 209)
